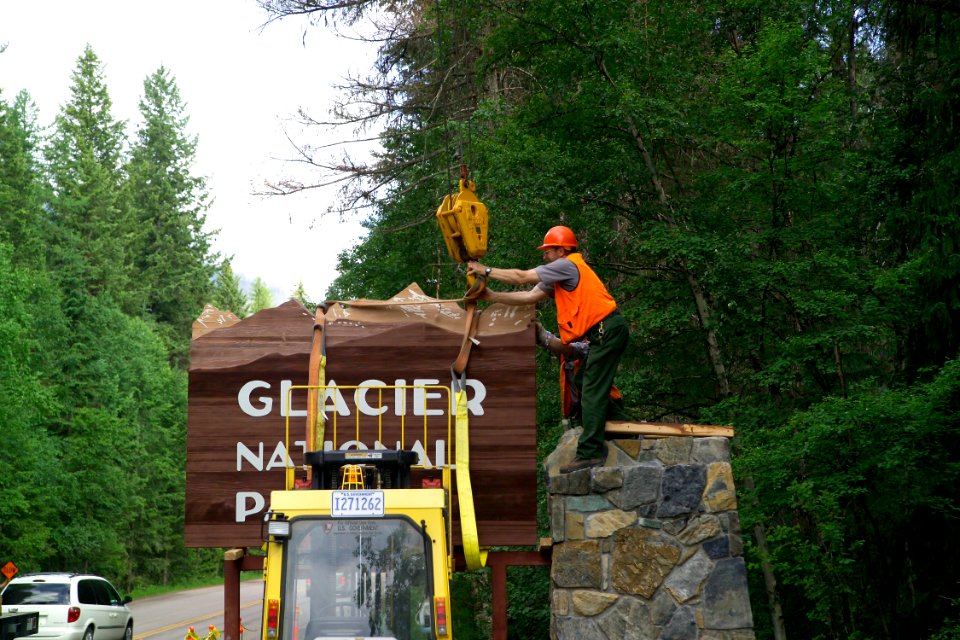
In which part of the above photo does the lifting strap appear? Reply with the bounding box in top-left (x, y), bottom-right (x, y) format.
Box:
top-left (452, 276), bottom-right (486, 375)
top-left (451, 274), bottom-right (488, 569)
top-left (453, 371), bottom-right (488, 570)
top-left (298, 307), bottom-right (327, 490)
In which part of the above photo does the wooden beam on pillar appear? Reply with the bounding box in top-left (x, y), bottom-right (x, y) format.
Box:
top-left (487, 550), bottom-right (551, 640)
top-left (605, 421), bottom-right (735, 438)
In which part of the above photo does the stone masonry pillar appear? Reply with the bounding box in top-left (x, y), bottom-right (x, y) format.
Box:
top-left (545, 428), bottom-right (755, 640)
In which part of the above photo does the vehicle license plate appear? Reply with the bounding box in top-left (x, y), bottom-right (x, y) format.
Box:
top-left (331, 490), bottom-right (385, 517)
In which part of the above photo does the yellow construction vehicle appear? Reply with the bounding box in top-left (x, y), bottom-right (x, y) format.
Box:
top-left (261, 438), bottom-right (454, 640)
top-left (259, 178), bottom-right (491, 640)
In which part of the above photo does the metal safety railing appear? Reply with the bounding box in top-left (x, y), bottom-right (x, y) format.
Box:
top-left (283, 383), bottom-right (454, 489)
top-left (282, 381), bottom-right (486, 570)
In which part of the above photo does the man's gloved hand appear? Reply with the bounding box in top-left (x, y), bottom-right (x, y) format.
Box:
top-left (568, 340), bottom-right (590, 359)
top-left (535, 321), bottom-right (591, 359)
top-left (534, 322), bottom-right (555, 349)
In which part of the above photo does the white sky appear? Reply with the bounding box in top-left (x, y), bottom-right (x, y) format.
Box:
top-left (0, 0), bottom-right (376, 304)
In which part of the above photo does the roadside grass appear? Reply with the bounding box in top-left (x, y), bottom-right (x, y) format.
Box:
top-left (131, 572), bottom-right (262, 600)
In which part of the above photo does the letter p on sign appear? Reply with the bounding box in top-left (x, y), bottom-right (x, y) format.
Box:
top-left (236, 492), bottom-right (265, 522)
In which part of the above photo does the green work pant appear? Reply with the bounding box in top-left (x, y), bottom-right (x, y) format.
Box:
top-left (574, 311), bottom-right (629, 459)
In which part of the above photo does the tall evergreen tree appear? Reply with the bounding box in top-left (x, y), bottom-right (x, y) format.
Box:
top-left (44, 45), bottom-right (134, 310)
top-left (0, 89), bottom-right (47, 266)
top-left (212, 258), bottom-right (250, 317)
top-left (0, 242), bottom-right (64, 571)
top-left (249, 276), bottom-right (274, 314)
top-left (290, 279), bottom-right (315, 310)
top-left (126, 66), bottom-right (217, 364)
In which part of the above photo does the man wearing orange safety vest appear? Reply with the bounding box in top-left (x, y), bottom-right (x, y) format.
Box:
top-left (467, 225), bottom-right (629, 473)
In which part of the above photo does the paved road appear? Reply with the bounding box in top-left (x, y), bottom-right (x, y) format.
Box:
top-left (130, 581), bottom-right (263, 640)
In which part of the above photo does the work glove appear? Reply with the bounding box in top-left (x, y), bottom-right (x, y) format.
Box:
top-left (535, 322), bottom-right (590, 359)
top-left (568, 340), bottom-right (590, 359)
top-left (535, 322), bottom-right (555, 349)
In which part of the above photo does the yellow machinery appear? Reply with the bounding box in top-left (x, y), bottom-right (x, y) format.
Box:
top-left (261, 385), bottom-right (456, 640)
top-left (260, 179), bottom-right (491, 640)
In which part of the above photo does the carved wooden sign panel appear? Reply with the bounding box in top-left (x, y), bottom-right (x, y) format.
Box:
top-left (185, 287), bottom-right (538, 549)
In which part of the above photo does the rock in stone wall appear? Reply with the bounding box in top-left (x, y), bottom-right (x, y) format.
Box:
top-left (545, 429), bottom-right (754, 640)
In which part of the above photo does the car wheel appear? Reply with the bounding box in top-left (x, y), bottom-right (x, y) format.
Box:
top-left (124, 623), bottom-right (133, 640)
top-left (83, 627), bottom-right (94, 640)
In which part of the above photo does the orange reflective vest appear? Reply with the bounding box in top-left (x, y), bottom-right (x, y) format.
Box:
top-left (554, 253), bottom-right (617, 344)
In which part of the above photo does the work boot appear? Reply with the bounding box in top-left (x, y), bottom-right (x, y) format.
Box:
top-left (559, 457), bottom-right (604, 473)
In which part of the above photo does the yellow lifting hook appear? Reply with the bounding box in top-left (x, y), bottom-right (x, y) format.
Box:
top-left (435, 177), bottom-right (489, 269)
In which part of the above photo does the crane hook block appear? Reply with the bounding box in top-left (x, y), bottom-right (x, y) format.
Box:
top-left (436, 179), bottom-right (488, 262)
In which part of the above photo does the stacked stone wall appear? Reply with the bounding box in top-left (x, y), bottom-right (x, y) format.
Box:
top-left (545, 429), bottom-right (754, 640)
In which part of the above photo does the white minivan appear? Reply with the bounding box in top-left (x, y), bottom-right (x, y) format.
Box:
top-left (1, 573), bottom-right (133, 640)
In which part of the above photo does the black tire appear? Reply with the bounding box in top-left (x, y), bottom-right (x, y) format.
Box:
top-left (123, 624), bottom-right (133, 640)
top-left (83, 627), bottom-right (94, 640)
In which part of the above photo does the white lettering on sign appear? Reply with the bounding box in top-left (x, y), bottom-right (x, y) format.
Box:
top-left (236, 440), bottom-right (307, 471)
top-left (232, 379), bottom-right (481, 523)
top-left (355, 379), bottom-right (388, 415)
top-left (232, 438), bottom-right (450, 522)
top-left (236, 439), bottom-right (446, 471)
top-left (237, 380), bottom-right (272, 417)
top-left (280, 380), bottom-right (307, 418)
top-left (237, 378), bottom-right (487, 418)
top-left (236, 491), bottom-right (265, 522)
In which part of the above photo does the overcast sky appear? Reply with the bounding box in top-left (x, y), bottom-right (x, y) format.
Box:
top-left (0, 0), bottom-right (375, 304)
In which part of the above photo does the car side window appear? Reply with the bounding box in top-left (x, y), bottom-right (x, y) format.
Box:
top-left (78, 580), bottom-right (99, 605)
top-left (101, 581), bottom-right (123, 607)
top-left (90, 580), bottom-right (112, 606)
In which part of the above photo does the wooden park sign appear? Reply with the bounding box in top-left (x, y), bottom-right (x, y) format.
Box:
top-left (185, 285), bottom-right (538, 549)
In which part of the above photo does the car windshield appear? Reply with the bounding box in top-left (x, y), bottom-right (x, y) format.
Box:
top-left (281, 517), bottom-right (433, 640)
top-left (1, 583), bottom-right (70, 605)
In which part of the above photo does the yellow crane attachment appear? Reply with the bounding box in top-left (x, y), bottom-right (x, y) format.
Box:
top-left (436, 178), bottom-right (488, 264)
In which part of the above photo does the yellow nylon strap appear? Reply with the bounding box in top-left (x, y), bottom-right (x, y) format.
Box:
top-left (455, 388), bottom-right (487, 569)
top-left (315, 354), bottom-right (327, 450)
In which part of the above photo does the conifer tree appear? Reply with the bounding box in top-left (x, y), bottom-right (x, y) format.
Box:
top-left (290, 279), bottom-right (315, 310)
top-left (212, 258), bottom-right (249, 317)
top-left (44, 45), bottom-right (133, 309)
top-left (0, 89), bottom-right (47, 266)
top-left (249, 276), bottom-right (274, 314)
top-left (126, 66), bottom-right (217, 363)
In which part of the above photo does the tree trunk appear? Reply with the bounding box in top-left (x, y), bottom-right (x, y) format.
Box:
top-left (743, 478), bottom-right (788, 640)
top-left (597, 54), bottom-right (784, 640)
top-left (621, 110), bottom-right (731, 396)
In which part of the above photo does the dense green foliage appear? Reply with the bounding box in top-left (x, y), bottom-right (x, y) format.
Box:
top-left (0, 47), bottom-right (225, 590)
top-left (5, 2), bottom-right (959, 636)
top-left (260, 0), bottom-right (960, 637)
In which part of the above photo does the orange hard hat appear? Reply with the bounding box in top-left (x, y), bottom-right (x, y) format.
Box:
top-left (537, 225), bottom-right (577, 250)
